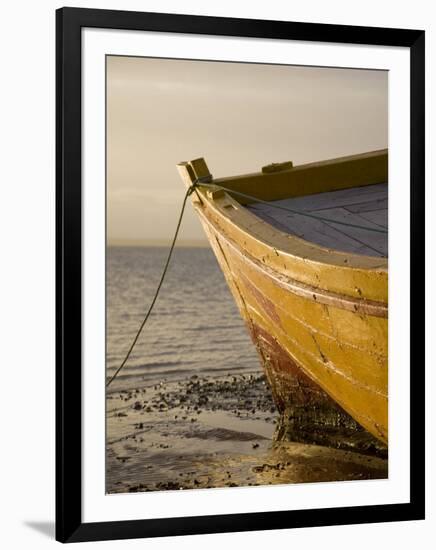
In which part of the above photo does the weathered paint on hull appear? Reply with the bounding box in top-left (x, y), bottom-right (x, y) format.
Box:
top-left (177, 151), bottom-right (388, 446)
top-left (200, 213), bottom-right (388, 445)
top-left (249, 322), bottom-right (386, 456)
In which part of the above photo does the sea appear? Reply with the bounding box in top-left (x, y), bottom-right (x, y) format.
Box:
top-left (106, 246), bottom-right (260, 392)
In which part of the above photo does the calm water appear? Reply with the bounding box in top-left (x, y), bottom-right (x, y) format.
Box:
top-left (106, 246), bottom-right (260, 392)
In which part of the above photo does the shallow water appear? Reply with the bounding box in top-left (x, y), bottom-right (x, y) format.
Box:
top-left (106, 246), bottom-right (388, 492)
top-left (106, 374), bottom-right (388, 493)
top-left (107, 246), bottom-right (260, 392)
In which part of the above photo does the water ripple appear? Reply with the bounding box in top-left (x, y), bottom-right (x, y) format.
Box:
top-left (107, 247), bottom-right (260, 391)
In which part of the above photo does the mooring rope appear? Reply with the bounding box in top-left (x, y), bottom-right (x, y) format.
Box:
top-left (105, 183), bottom-right (198, 387)
top-left (107, 178), bottom-right (387, 387)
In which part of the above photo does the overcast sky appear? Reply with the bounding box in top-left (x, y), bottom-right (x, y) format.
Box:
top-left (107, 56), bottom-right (387, 245)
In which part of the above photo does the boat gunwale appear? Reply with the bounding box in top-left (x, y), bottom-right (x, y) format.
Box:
top-left (177, 150), bottom-right (388, 302)
top-left (196, 185), bottom-right (388, 269)
top-left (214, 148), bottom-right (389, 189)
top-left (193, 188), bottom-right (388, 299)
top-left (196, 205), bottom-right (388, 318)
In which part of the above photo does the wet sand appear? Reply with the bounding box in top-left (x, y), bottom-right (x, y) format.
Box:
top-left (106, 373), bottom-right (388, 493)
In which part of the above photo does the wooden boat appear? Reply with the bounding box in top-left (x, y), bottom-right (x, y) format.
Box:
top-left (177, 150), bottom-right (388, 447)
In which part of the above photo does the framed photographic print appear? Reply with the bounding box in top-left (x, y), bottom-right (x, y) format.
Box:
top-left (56, 7), bottom-right (425, 543)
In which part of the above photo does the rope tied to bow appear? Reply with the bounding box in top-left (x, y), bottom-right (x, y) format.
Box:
top-left (106, 182), bottom-right (198, 387)
top-left (106, 179), bottom-right (386, 387)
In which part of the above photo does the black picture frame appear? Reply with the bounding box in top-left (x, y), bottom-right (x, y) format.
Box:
top-left (56, 7), bottom-right (425, 543)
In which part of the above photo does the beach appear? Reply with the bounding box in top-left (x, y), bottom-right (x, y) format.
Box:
top-left (106, 371), bottom-right (387, 493)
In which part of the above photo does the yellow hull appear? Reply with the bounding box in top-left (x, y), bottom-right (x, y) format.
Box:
top-left (177, 151), bottom-right (388, 445)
